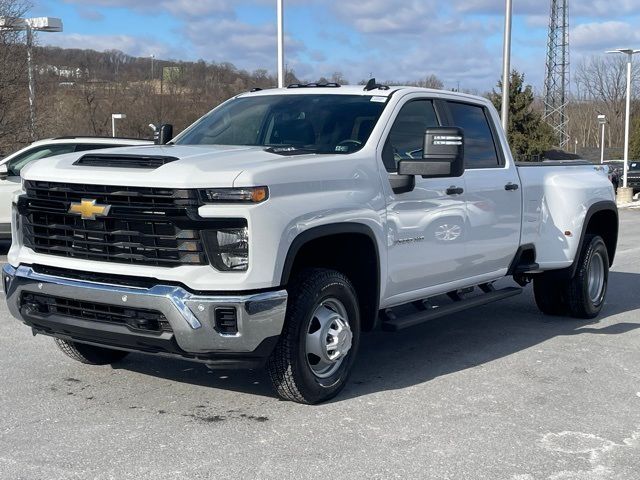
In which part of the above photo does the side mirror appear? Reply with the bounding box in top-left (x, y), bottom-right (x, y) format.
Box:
top-left (398, 127), bottom-right (465, 178)
top-left (0, 164), bottom-right (8, 181)
top-left (154, 124), bottom-right (174, 145)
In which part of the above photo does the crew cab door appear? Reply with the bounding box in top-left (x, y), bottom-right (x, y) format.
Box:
top-left (380, 97), bottom-right (469, 302)
top-left (443, 100), bottom-right (522, 277)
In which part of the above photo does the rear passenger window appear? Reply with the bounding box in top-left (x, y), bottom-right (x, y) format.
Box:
top-left (447, 102), bottom-right (500, 169)
top-left (382, 100), bottom-right (439, 172)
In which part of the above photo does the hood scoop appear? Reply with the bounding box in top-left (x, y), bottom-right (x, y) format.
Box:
top-left (73, 154), bottom-right (179, 169)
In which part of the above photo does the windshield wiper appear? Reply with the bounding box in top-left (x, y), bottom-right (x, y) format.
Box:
top-left (264, 145), bottom-right (318, 156)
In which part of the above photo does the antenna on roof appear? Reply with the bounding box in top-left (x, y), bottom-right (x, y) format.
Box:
top-left (363, 78), bottom-right (390, 92)
top-left (364, 78), bottom-right (377, 91)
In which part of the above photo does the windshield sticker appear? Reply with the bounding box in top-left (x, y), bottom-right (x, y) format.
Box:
top-left (371, 96), bottom-right (387, 103)
top-left (335, 145), bottom-right (349, 152)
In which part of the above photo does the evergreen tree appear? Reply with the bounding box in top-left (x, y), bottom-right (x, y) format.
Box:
top-left (489, 71), bottom-right (555, 159)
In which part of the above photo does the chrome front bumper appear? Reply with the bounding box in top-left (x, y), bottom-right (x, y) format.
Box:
top-left (3, 264), bottom-right (287, 358)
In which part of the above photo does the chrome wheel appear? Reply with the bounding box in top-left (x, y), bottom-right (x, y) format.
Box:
top-left (588, 251), bottom-right (605, 304)
top-left (434, 224), bottom-right (462, 242)
top-left (305, 298), bottom-right (353, 379)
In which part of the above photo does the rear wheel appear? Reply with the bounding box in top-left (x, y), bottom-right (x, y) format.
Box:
top-left (267, 269), bottom-right (360, 404)
top-left (533, 234), bottom-right (609, 319)
top-left (533, 275), bottom-right (569, 316)
top-left (54, 339), bottom-right (129, 365)
top-left (566, 235), bottom-right (609, 319)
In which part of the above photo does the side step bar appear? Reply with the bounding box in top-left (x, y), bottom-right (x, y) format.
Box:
top-left (382, 287), bottom-right (522, 332)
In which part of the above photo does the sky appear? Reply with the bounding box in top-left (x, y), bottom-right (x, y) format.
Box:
top-left (29, 0), bottom-right (640, 94)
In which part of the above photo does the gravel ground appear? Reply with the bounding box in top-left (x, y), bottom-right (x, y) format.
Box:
top-left (1, 210), bottom-right (639, 480)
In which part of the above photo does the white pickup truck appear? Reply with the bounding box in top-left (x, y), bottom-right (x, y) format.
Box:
top-left (3, 84), bottom-right (618, 404)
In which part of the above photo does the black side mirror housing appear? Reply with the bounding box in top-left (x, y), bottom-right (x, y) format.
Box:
top-left (398, 127), bottom-right (465, 178)
top-left (0, 164), bottom-right (8, 181)
top-left (154, 124), bottom-right (174, 145)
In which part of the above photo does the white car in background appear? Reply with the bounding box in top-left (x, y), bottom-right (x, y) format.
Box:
top-left (0, 136), bottom-right (152, 239)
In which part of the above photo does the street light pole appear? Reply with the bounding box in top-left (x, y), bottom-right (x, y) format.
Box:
top-left (501, 0), bottom-right (513, 133)
top-left (277, 0), bottom-right (285, 88)
top-left (598, 114), bottom-right (607, 165)
top-left (25, 25), bottom-right (36, 141)
top-left (111, 113), bottom-right (126, 138)
top-left (607, 48), bottom-right (639, 199)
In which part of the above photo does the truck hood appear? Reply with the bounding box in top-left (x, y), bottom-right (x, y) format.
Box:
top-left (20, 144), bottom-right (312, 188)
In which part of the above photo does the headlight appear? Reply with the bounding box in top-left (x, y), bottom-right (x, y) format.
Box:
top-left (200, 187), bottom-right (268, 204)
top-left (203, 222), bottom-right (249, 271)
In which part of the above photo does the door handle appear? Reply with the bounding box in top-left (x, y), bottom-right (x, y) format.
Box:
top-left (505, 183), bottom-right (520, 191)
top-left (446, 186), bottom-right (464, 196)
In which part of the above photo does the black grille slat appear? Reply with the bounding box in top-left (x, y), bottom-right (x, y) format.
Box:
top-left (20, 293), bottom-right (172, 333)
top-left (73, 154), bottom-right (179, 169)
top-left (21, 181), bottom-right (207, 267)
top-left (25, 181), bottom-right (197, 208)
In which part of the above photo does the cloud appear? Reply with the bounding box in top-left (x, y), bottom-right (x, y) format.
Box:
top-left (455, 0), bottom-right (545, 15)
top-left (454, 0), bottom-right (640, 17)
top-left (43, 33), bottom-right (179, 59)
top-left (572, 21), bottom-right (640, 51)
top-left (76, 7), bottom-right (105, 22)
top-left (180, 18), bottom-right (304, 69)
top-left (62, 0), bottom-right (233, 18)
top-left (333, 0), bottom-right (438, 34)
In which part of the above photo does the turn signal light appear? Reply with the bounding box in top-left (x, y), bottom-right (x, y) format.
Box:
top-left (200, 187), bottom-right (269, 204)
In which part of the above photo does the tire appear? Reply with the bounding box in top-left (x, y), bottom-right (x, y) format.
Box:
top-left (533, 274), bottom-right (569, 316)
top-left (267, 269), bottom-right (361, 404)
top-left (566, 235), bottom-right (609, 319)
top-left (54, 338), bottom-right (129, 365)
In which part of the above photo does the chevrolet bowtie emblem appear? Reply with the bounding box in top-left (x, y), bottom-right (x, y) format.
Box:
top-left (68, 199), bottom-right (111, 220)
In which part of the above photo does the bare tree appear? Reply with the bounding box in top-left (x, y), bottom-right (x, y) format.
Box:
top-left (0, 0), bottom-right (30, 153)
top-left (574, 55), bottom-right (640, 148)
top-left (407, 74), bottom-right (444, 90)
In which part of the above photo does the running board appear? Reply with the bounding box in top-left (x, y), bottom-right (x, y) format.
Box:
top-left (381, 287), bottom-right (522, 332)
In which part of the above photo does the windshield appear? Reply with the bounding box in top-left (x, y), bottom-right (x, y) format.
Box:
top-left (175, 94), bottom-right (388, 154)
top-left (630, 162), bottom-right (640, 171)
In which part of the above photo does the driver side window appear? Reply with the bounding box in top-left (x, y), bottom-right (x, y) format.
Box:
top-left (382, 99), bottom-right (439, 172)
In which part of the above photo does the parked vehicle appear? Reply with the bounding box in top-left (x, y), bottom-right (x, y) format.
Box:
top-left (0, 137), bottom-right (152, 239)
top-left (627, 161), bottom-right (640, 194)
top-left (3, 84), bottom-right (618, 404)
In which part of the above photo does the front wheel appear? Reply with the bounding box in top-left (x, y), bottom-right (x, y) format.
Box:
top-left (267, 269), bottom-right (360, 404)
top-left (54, 339), bottom-right (129, 365)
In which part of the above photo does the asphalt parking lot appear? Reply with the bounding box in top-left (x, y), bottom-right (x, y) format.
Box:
top-left (1, 210), bottom-right (639, 480)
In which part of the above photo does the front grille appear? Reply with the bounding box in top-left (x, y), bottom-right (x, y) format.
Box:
top-left (20, 292), bottom-right (172, 333)
top-left (628, 174), bottom-right (640, 185)
top-left (20, 181), bottom-right (208, 267)
top-left (74, 154), bottom-right (179, 169)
